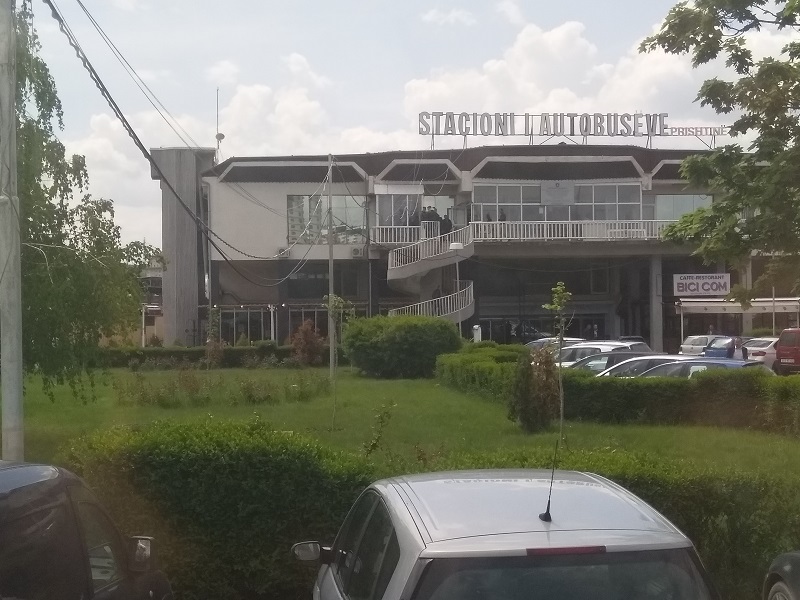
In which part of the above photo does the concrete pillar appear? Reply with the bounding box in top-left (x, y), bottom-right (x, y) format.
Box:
top-left (610, 264), bottom-right (621, 338)
top-left (650, 255), bottom-right (664, 352)
top-left (741, 259), bottom-right (754, 334)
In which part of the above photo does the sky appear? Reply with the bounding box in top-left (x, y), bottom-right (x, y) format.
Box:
top-left (32, 0), bottom-right (795, 247)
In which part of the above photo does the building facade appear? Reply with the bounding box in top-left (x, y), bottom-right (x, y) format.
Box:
top-left (154, 144), bottom-right (788, 352)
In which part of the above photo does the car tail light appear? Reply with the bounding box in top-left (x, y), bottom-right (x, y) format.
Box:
top-left (751, 351), bottom-right (766, 356)
top-left (527, 546), bottom-right (606, 556)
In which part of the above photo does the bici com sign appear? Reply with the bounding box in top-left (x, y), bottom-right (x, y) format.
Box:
top-left (418, 111), bottom-right (730, 138)
top-left (673, 273), bottom-right (731, 296)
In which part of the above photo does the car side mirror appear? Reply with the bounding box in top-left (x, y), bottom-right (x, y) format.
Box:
top-left (292, 541), bottom-right (332, 564)
top-left (128, 536), bottom-right (156, 573)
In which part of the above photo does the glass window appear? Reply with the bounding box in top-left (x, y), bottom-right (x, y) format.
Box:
top-left (522, 185), bottom-right (541, 203)
top-left (0, 504), bottom-right (82, 600)
top-left (347, 501), bottom-right (398, 600)
top-left (618, 185), bottom-right (641, 204)
top-left (73, 501), bottom-right (124, 593)
top-left (412, 550), bottom-right (714, 600)
top-left (594, 204), bottom-right (617, 220)
top-left (483, 205), bottom-right (498, 221)
top-left (574, 185), bottom-right (593, 204)
top-left (618, 204), bottom-right (641, 220)
top-left (500, 205), bottom-right (521, 221)
top-left (594, 185), bottom-right (617, 204)
top-left (498, 185), bottom-right (520, 203)
top-left (474, 185), bottom-right (497, 204)
top-left (332, 492), bottom-right (378, 591)
top-left (546, 206), bottom-right (569, 221)
top-left (571, 205), bottom-right (593, 221)
top-left (248, 310), bottom-right (263, 342)
top-left (220, 311), bottom-right (235, 345)
top-left (377, 195), bottom-right (392, 227)
top-left (591, 265), bottom-right (609, 294)
top-left (287, 195), bottom-right (366, 244)
top-left (643, 204), bottom-right (656, 220)
top-left (522, 205), bottom-right (545, 221)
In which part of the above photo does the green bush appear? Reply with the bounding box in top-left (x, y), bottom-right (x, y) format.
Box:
top-left (61, 421), bottom-right (800, 600)
top-left (342, 315), bottom-right (462, 378)
top-left (508, 348), bottom-right (559, 433)
top-left (63, 420), bottom-right (374, 600)
top-left (436, 344), bottom-right (531, 401)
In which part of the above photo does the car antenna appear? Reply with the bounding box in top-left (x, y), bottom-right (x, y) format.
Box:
top-left (539, 438), bottom-right (559, 523)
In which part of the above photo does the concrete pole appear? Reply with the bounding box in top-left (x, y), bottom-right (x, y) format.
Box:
top-left (0, 0), bottom-right (23, 461)
top-left (327, 154), bottom-right (335, 380)
top-left (649, 255), bottom-right (663, 352)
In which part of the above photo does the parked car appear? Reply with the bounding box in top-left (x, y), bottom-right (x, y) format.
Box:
top-left (764, 550), bottom-right (800, 600)
top-left (743, 337), bottom-right (779, 370)
top-left (618, 335), bottom-right (647, 344)
top-left (701, 336), bottom-right (736, 358)
top-left (569, 351), bottom-right (654, 374)
top-left (640, 358), bottom-right (774, 379)
top-left (774, 328), bottom-right (800, 375)
top-left (525, 336), bottom-right (584, 352)
top-left (0, 461), bottom-right (173, 600)
top-left (292, 469), bottom-right (719, 600)
top-left (678, 335), bottom-right (730, 355)
top-left (557, 340), bottom-right (652, 367)
top-left (596, 354), bottom-right (697, 377)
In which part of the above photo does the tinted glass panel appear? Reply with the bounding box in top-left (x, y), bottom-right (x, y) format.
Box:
top-left (333, 492), bottom-right (378, 589)
top-left (0, 505), bottom-right (82, 600)
top-left (521, 186), bottom-right (541, 204)
top-left (498, 185), bottom-right (520, 203)
top-left (348, 501), bottom-right (396, 600)
top-left (594, 185), bottom-right (616, 203)
top-left (779, 331), bottom-right (799, 347)
top-left (643, 363), bottom-right (686, 377)
top-left (474, 186), bottom-right (496, 203)
top-left (74, 502), bottom-right (125, 592)
top-left (413, 550), bottom-right (713, 600)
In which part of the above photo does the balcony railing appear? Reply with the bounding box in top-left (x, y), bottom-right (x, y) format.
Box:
top-left (388, 280), bottom-right (473, 320)
top-left (388, 226), bottom-right (472, 270)
top-left (372, 226), bottom-right (420, 246)
top-left (470, 220), bottom-right (676, 241)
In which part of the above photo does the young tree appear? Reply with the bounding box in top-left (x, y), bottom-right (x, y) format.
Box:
top-left (543, 281), bottom-right (572, 442)
top-left (16, 1), bottom-right (158, 388)
top-left (641, 1), bottom-right (800, 297)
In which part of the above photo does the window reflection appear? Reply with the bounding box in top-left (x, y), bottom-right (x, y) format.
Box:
top-left (287, 195), bottom-right (367, 244)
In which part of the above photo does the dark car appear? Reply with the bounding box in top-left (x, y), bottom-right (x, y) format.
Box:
top-left (640, 358), bottom-right (775, 378)
top-left (0, 461), bottom-right (172, 600)
top-left (764, 551), bottom-right (800, 600)
top-left (569, 351), bottom-right (654, 374)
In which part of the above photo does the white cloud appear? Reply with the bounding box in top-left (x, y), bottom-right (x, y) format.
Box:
top-left (496, 0), bottom-right (525, 26)
top-left (205, 60), bottom-right (240, 86)
top-left (282, 53), bottom-right (331, 88)
top-left (421, 8), bottom-right (476, 26)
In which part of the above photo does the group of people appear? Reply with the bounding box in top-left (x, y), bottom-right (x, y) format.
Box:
top-left (419, 206), bottom-right (453, 235)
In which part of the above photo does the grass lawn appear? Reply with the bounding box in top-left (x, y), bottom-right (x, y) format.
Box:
top-left (14, 366), bottom-right (800, 476)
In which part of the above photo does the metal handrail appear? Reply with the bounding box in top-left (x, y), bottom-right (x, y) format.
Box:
top-left (388, 226), bottom-right (472, 270)
top-left (388, 280), bottom-right (473, 318)
top-left (470, 220), bottom-right (676, 241)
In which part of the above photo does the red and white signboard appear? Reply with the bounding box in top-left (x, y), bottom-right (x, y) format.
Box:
top-left (673, 273), bottom-right (730, 296)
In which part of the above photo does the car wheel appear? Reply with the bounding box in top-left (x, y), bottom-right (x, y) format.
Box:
top-left (768, 580), bottom-right (797, 600)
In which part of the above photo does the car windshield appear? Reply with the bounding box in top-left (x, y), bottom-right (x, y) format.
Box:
top-left (684, 336), bottom-right (708, 347)
top-left (413, 549), bottom-right (714, 600)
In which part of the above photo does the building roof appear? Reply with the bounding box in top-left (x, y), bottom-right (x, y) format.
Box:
top-left (205, 144), bottom-right (706, 183)
top-left (382, 469), bottom-right (684, 547)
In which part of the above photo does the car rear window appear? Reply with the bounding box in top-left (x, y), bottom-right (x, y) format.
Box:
top-left (779, 331), bottom-right (800, 347)
top-left (413, 549), bottom-right (714, 600)
top-left (744, 339), bottom-right (774, 348)
top-left (685, 336), bottom-right (708, 347)
top-left (707, 338), bottom-right (732, 349)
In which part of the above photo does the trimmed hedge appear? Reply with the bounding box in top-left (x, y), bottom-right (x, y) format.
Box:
top-left (62, 420), bottom-right (800, 600)
top-left (435, 345), bottom-right (524, 400)
top-left (437, 348), bottom-right (800, 435)
top-left (342, 315), bottom-right (462, 378)
top-left (62, 420), bottom-right (373, 600)
top-left (98, 343), bottom-right (346, 369)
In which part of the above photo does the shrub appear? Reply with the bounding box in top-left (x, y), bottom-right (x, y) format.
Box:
top-left (436, 344), bottom-right (528, 401)
top-left (147, 334), bottom-right (163, 348)
top-left (343, 315), bottom-right (462, 378)
top-left (291, 320), bottom-right (325, 366)
top-left (508, 348), bottom-right (558, 432)
top-left (235, 333), bottom-right (251, 347)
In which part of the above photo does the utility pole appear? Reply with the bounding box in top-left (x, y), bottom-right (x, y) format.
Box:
top-left (327, 154), bottom-right (335, 381)
top-left (0, 0), bottom-right (23, 461)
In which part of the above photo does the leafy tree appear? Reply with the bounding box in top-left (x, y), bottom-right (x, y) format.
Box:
top-left (15, 1), bottom-right (158, 388)
top-left (641, 1), bottom-right (800, 297)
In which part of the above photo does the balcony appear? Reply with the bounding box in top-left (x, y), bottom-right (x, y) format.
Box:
top-left (470, 220), bottom-right (676, 242)
top-left (388, 280), bottom-right (474, 324)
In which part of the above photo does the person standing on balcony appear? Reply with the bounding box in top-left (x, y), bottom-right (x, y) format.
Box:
top-left (441, 214), bottom-right (453, 235)
top-left (499, 208), bottom-right (507, 221)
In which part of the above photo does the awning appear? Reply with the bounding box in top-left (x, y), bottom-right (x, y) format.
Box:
top-left (676, 297), bottom-right (800, 314)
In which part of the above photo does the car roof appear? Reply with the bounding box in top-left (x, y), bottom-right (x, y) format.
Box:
top-left (744, 337), bottom-right (778, 343)
top-left (566, 341), bottom-right (632, 349)
top-left (378, 470), bottom-right (689, 554)
top-left (0, 462), bottom-right (81, 520)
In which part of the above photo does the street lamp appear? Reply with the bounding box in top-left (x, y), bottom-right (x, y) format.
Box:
top-left (449, 242), bottom-right (464, 292)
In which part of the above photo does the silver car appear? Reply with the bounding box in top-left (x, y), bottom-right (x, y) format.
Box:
top-left (293, 469), bottom-right (718, 600)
